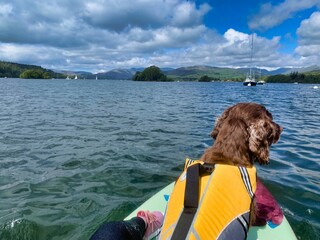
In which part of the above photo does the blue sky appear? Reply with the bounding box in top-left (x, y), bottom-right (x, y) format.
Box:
top-left (0, 0), bottom-right (320, 72)
top-left (202, 0), bottom-right (319, 54)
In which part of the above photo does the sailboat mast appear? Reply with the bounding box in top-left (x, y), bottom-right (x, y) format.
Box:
top-left (249, 34), bottom-right (254, 78)
top-left (243, 33), bottom-right (257, 86)
top-left (250, 34), bottom-right (254, 64)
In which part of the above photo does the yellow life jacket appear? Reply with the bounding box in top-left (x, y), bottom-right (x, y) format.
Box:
top-left (160, 159), bottom-right (257, 240)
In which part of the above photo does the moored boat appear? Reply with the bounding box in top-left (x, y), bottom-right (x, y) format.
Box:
top-left (243, 34), bottom-right (257, 86)
top-left (243, 73), bottom-right (257, 86)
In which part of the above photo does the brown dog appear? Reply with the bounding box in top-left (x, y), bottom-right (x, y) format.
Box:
top-left (200, 102), bottom-right (283, 224)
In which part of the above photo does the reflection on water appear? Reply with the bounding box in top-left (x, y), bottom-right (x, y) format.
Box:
top-left (0, 79), bottom-right (319, 239)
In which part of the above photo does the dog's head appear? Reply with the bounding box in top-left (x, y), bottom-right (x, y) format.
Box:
top-left (211, 103), bottom-right (283, 165)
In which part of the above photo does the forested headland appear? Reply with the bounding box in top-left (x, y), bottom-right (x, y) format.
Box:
top-left (132, 65), bottom-right (172, 81)
top-left (0, 61), bottom-right (66, 79)
top-left (264, 71), bottom-right (320, 84)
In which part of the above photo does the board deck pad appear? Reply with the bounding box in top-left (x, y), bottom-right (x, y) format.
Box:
top-left (125, 182), bottom-right (297, 239)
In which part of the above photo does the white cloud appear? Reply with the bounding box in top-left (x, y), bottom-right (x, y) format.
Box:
top-left (0, 0), bottom-right (305, 71)
top-left (211, 29), bottom-right (285, 68)
top-left (0, 3), bottom-right (13, 17)
top-left (0, 0), bottom-right (213, 71)
top-left (0, 43), bottom-right (68, 66)
top-left (171, 2), bottom-right (211, 27)
top-left (0, 0), bottom-right (209, 47)
top-left (123, 25), bottom-right (207, 53)
top-left (296, 11), bottom-right (320, 45)
top-left (295, 11), bottom-right (320, 64)
top-left (249, 0), bottom-right (320, 31)
top-left (124, 29), bottom-right (294, 69)
top-left (82, 0), bottom-right (210, 32)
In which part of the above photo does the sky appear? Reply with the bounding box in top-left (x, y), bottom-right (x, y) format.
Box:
top-left (0, 0), bottom-right (320, 73)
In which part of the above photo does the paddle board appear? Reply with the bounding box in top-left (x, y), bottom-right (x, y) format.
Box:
top-left (125, 182), bottom-right (297, 240)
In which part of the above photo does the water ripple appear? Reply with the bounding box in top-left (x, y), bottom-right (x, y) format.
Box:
top-left (0, 80), bottom-right (319, 239)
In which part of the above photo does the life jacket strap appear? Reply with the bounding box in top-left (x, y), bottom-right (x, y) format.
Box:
top-left (171, 163), bottom-right (214, 240)
top-left (239, 166), bottom-right (254, 198)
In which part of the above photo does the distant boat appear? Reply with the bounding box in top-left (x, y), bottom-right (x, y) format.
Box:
top-left (257, 70), bottom-right (265, 85)
top-left (244, 73), bottom-right (257, 86)
top-left (243, 34), bottom-right (257, 86)
top-left (96, 75), bottom-right (98, 80)
top-left (75, 75), bottom-right (78, 80)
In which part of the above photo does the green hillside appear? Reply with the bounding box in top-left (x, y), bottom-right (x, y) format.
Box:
top-left (165, 66), bottom-right (320, 83)
top-left (2, 60), bottom-right (320, 83)
top-left (0, 61), bottom-right (66, 79)
top-left (265, 71), bottom-right (320, 83)
top-left (165, 66), bottom-right (249, 81)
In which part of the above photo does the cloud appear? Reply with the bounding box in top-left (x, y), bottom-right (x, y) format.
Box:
top-left (210, 29), bottom-right (285, 68)
top-left (82, 0), bottom-right (211, 32)
top-left (171, 2), bottom-right (211, 28)
top-left (296, 11), bottom-right (320, 45)
top-left (0, 3), bottom-right (13, 17)
top-left (127, 29), bottom-right (293, 69)
top-left (295, 11), bottom-right (320, 64)
top-left (0, 43), bottom-right (69, 67)
top-left (0, 1), bottom-right (87, 47)
top-left (0, 0), bottom-right (210, 48)
top-left (249, 0), bottom-right (320, 31)
top-left (0, 0), bottom-right (212, 70)
top-left (123, 26), bottom-right (207, 53)
top-left (0, 0), bottom-right (303, 71)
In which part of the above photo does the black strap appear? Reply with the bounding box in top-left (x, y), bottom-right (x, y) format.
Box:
top-left (171, 163), bottom-right (214, 240)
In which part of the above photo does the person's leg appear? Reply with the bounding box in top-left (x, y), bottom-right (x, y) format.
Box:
top-left (90, 217), bottom-right (145, 240)
top-left (137, 211), bottom-right (163, 239)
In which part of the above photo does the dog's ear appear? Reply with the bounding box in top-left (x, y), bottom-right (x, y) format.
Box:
top-left (269, 122), bottom-right (283, 144)
top-left (248, 120), bottom-right (270, 164)
top-left (248, 120), bottom-right (283, 164)
top-left (210, 107), bottom-right (232, 139)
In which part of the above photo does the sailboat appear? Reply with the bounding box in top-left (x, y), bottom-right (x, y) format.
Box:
top-left (243, 34), bottom-right (257, 86)
top-left (257, 69), bottom-right (265, 85)
top-left (244, 72), bottom-right (257, 86)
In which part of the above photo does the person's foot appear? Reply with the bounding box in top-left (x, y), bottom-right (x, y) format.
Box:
top-left (137, 210), bottom-right (164, 239)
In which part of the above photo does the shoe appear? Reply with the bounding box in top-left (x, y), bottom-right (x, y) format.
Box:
top-left (137, 210), bottom-right (164, 239)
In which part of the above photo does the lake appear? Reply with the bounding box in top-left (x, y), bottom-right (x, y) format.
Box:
top-left (0, 79), bottom-right (319, 239)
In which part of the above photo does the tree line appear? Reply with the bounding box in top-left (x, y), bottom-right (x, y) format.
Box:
top-left (2, 60), bottom-right (320, 83)
top-left (0, 61), bottom-right (66, 79)
top-left (265, 71), bottom-right (320, 84)
top-left (132, 65), bottom-right (171, 81)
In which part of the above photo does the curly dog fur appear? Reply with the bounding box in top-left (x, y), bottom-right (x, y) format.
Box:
top-left (200, 102), bottom-right (283, 225)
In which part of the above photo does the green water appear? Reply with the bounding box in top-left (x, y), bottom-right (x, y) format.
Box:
top-left (0, 79), bottom-right (319, 239)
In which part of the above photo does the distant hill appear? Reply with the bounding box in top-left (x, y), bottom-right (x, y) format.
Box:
top-left (94, 68), bottom-right (172, 80)
top-left (164, 66), bottom-right (242, 81)
top-left (0, 61), bottom-right (66, 79)
top-left (164, 66), bottom-right (268, 81)
top-left (164, 66), bottom-right (320, 82)
top-left (56, 70), bottom-right (93, 79)
top-left (88, 66), bottom-right (309, 81)
top-left (1, 60), bottom-right (319, 82)
top-left (282, 65), bottom-right (320, 74)
top-left (59, 68), bottom-right (138, 80)
top-left (267, 68), bottom-right (292, 75)
top-left (96, 69), bottom-right (136, 80)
